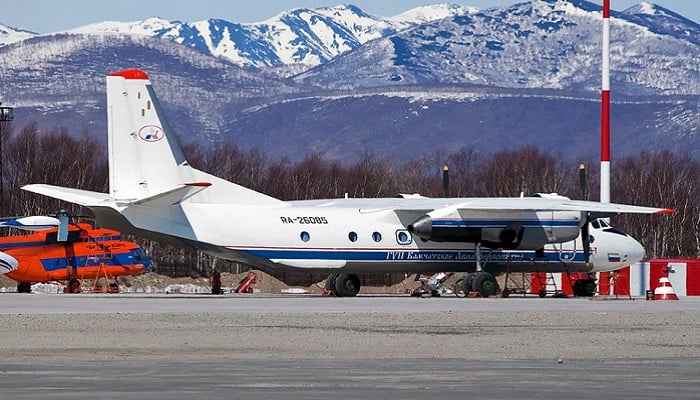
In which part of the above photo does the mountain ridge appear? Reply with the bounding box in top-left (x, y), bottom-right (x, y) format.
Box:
top-left (0, 1), bottom-right (697, 163)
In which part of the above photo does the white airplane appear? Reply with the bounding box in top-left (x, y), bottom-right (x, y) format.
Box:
top-left (23, 69), bottom-right (674, 297)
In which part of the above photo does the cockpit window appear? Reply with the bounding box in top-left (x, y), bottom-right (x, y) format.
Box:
top-left (590, 219), bottom-right (629, 237)
top-left (603, 226), bottom-right (629, 237)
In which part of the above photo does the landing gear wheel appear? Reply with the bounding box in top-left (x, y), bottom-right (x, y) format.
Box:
top-left (333, 273), bottom-right (361, 297)
top-left (324, 274), bottom-right (340, 295)
top-left (67, 279), bottom-right (81, 294)
top-left (459, 273), bottom-right (474, 296)
top-left (17, 282), bottom-right (31, 293)
top-left (471, 272), bottom-right (498, 297)
top-left (573, 279), bottom-right (597, 297)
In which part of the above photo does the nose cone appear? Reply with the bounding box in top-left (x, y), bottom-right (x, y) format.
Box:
top-left (627, 237), bottom-right (646, 265)
top-left (0, 251), bottom-right (18, 274)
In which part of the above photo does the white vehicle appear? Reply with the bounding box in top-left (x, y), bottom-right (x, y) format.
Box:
top-left (23, 70), bottom-right (673, 297)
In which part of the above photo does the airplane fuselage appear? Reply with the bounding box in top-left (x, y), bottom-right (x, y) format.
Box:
top-left (110, 199), bottom-right (643, 276)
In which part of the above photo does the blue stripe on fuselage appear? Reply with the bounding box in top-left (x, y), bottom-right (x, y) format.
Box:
top-left (240, 248), bottom-right (586, 263)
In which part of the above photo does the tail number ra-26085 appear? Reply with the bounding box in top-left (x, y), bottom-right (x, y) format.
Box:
top-left (280, 216), bottom-right (329, 224)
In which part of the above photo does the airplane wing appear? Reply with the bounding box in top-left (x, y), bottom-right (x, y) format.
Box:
top-left (389, 196), bottom-right (673, 217)
top-left (440, 197), bottom-right (672, 216)
top-left (389, 195), bottom-right (673, 246)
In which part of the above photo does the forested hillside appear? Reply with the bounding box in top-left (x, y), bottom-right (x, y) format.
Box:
top-left (1, 123), bottom-right (691, 276)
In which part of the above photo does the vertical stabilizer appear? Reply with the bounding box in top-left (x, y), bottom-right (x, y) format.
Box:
top-left (105, 69), bottom-right (284, 207)
top-left (107, 69), bottom-right (192, 201)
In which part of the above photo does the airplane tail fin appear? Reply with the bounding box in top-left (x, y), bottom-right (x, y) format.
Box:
top-left (106, 70), bottom-right (283, 206)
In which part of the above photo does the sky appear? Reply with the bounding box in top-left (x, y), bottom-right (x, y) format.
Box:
top-left (2, 0), bottom-right (698, 34)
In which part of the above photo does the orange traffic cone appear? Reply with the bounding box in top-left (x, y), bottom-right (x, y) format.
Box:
top-left (654, 277), bottom-right (679, 300)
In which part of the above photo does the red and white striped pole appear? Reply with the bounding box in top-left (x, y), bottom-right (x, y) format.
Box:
top-left (600, 0), bottom-right (611, 204)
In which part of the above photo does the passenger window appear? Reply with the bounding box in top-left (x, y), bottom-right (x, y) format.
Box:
top-left (348, 232), bottom-right (358, 242)
top-left (395, 230), bottom-right (412, 245)
top-left (300, 231), bottom-right (310, 242)
top-left (372, 232), bottom-right (382, 242)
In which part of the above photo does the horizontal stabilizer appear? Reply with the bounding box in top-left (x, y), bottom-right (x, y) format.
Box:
top-left (22, 184), bottom-right (114, 207)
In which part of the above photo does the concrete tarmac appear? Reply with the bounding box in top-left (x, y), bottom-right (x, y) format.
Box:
top-left (0, 294), bottom-right (698, 399)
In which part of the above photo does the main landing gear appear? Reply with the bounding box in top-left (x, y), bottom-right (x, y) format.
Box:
top-left (324, 273), bottom-right (361, 297)
top-left (454, 243), bottom-right (499, 298)
top-left (572, 277), bottom-right (597, 297)
top-left (454, 271), bottom-right (499, 298)
top-left (65, 279), bottom-right (82, 293)
top-left (16, 282), bottom-right (32, 293)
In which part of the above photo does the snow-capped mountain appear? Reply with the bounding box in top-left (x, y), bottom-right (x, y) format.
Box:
top-left (621, 1), bottom-right (700, 44)
top-left (64, 4), bottom-right (470, 68)
top-left (0, 23), bottom-right (36, 46)
top-left (296, 0), bottom-right (700, 95)
top-left (0, 1), bottom-right (697, 162)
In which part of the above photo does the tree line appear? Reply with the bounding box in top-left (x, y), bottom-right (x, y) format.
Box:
top-left (1, 122), bottom-right (693, 276)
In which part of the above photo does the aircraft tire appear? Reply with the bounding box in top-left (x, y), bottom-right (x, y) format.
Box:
top-left (459, 273), bottom-right (474, 296)
top-left (325, 274), bottom-right (340, 295)
top-left (471, 272), bottom-right (498, 297)
top-left (581, 279), bottom-right (597, 297)
top-left (17, 282), bottom-right (31, 293)
top-left (333, 273), bottom-right (361, 297)
top-left (67, 279), bottom-right (81, 294)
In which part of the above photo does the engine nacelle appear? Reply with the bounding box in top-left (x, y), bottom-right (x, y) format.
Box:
top-left (407, 208), bottom-right (582, 250)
